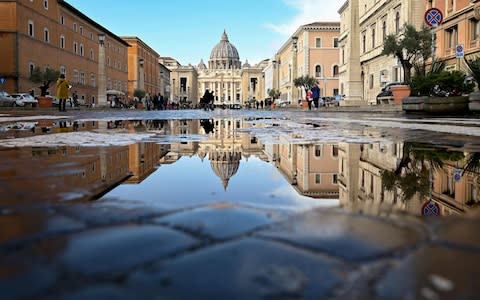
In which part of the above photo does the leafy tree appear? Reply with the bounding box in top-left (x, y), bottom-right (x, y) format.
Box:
top-left (29, 67), bottom-right (60, 96)
top-left (382, 24), bottom-right (432, 84)
top-left (268, 88), bottom-right (281, 100)
top-left (133, 88), bottom-right (146, 100)
top-left (293, 75), bottom-right (317, 98)
top-left (464, 55), bottom-right (480, 87)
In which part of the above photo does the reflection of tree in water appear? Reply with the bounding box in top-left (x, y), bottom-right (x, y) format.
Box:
top-left (381, 142), bottom-right (466, 201)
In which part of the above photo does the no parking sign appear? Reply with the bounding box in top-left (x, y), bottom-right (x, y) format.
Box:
top-left (422, 200), bottom-right (441, 216)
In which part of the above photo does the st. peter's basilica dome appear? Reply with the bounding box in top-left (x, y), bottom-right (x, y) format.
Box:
top-left (208, 30), bottom-right (242, 69)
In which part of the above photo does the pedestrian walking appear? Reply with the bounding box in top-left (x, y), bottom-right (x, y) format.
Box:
top-left (56, 74), bottom-right (69, 112)
top-left (311, 84), bottom-right (320, 109)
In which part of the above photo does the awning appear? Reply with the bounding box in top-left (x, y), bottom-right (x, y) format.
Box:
top-left (106, 90), bottom-right (125, 96)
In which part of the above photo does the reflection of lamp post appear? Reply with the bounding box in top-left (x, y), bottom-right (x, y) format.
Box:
top-left (97, 33), bottom-right (107, 107)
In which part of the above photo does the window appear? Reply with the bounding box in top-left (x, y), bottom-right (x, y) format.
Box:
top-left (79, 26), bottom-right (84, 35)
top-left (395, 11), bottom-right (401, 34)
top-left (362, 31), bottom-right (366, 52)
top-left (80, 43), bottom-right (84, 56)
top-left (332, 145), bottom-right (338, 157)
top-left (371, 24), bottom-right (376, 48)
top-left (80, 72), bottom-right (85, 85)
top-left (332, 174), bottom-right (338, 184)
top-left (60, 65), bottom-right (66, 76)
top-left (73, 41), bottom-right (78, 54)
top-left (382, 19), bottom-right (387, 40)
top-left (314, 145), bottom-right (322, 157)
top-left (315, 174), bottom-right (321, 184)
top-left (91, 73), bottom-right (96, 87)
top-left (43, 0), bottom-right (48, 9)
top-left (60, 15), bottom-right (64, 25)
top-left (446, 25), bottom-right (458, 49)
top-left (28, 20), bottom-right (34, 37)
top-left (315, 65), bottom-right (322, 77)
top-left (447, 0), bottom-right (454, 12)
top-left (28, 63), bottom-right (35, 76)
top-left (369, 74), bottom-right (374, 89)
top-left (315, 38), bottom-right (322, 48)
top-left (333, 65), bottom-right (339, 77)
top-left (43, 28), bottom-right (49, 42)
top-left (90, 49), bottom-right (94, 60)
top-left (471, 18), bottom-right (480, 41)
top-left (333, 38), bottom-right (339, 48)
top-left (60, 35), bottom-right (65, 49)
top-left (73, 69), bottom-right (79, 84)
top-left (73, 23), bottom-right (77, 32)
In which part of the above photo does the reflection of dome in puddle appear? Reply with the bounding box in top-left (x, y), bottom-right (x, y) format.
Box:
top-left (209, 151), bottom-right (241, 190)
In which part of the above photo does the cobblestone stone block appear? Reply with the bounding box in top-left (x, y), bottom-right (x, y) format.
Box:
top-left (256, 210), bottom-right (424, 261)
top-left (127, 238), bottom-right (347, 299)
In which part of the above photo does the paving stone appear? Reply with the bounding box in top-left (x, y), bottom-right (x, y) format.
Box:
top-left (127, 238), bottom-right (347, 300)
top-left (58, 285), bottom-right (134, 300)
top-left (153, 204), bottom-right (274, 240)
top-left (256, 210), bottom-right (423, 261)
top-left (57, 202), bottom-right (168, 226)
top-left (0, 209), bottom-right (85, 247)
top-left (375, 245), bottom-right (480, 300)
top-left (0, 264), bottom-right (57, 300)
top-left (434, 216), bottom-right (480, 250)
top-left (61, 225), bottom-right (198, 277)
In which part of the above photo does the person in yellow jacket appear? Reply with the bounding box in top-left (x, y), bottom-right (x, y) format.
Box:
top-left (56, 74), bottom-right (70, 112)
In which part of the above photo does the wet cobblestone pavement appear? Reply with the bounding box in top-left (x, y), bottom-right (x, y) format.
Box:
top-left (1, 108), bottom-right (480, 299)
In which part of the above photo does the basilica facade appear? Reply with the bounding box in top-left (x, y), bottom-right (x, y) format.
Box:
top-left (166, 31), bottom-right (267, 107)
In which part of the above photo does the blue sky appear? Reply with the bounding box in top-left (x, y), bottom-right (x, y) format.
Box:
top-left (66, 0), bottom-right (341, 66)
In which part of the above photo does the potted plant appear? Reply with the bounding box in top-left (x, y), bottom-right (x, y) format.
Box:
top-left (403, 60), bottom-right (474, 114)
top-left (29, 67), bottom-right (60, 108)
top-left (382, 24), bottom-right (432, 104)
top-left (133, 88), bottom-right (146, 109)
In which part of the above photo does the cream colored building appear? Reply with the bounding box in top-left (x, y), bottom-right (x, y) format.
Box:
top-left (274, 22), bottom-right (340, 105)
top-left (339, 0), bottom-right (425, 105)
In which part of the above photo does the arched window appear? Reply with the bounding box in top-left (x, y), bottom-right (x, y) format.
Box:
top-left (315, 65), bottom-right (322, 77)
top-left (333, 65), bottom-right (339, 76)
top-left (395, 11), bottom-right (401, 33)
top-left (43, 28), bottom-right (49, 43)
top-left (28, 20), bottom-right (34, 37)
top-left (60, 35), bottom-right (65, 49)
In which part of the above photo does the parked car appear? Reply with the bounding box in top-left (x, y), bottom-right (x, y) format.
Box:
top-left (0, 91), bottom-right (16, 107)
top-left (10, 93), bottom-right (38, 107)
top-left (375, 82), bottom-right (404, 104)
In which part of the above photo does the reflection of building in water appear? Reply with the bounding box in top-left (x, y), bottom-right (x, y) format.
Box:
top-left (210, 151), bottom-right (242, 189)
top-left (338, 142), bottom-right (422, 214)
top-left (125, 142), bottom-right (170, 184)
top-left (275, 140), bottom-right (339, 199)
top-left (432, 153), bottom-right (480, 215)
top-left (1, 145), bottom-right (130, 203)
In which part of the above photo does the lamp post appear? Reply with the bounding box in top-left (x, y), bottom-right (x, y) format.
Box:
top-left (97, 33), bottom-right (107, 107)
top-left (291, 37), bottom-right (298, 104)
top-left (138, 58), bottom-right (145, 91)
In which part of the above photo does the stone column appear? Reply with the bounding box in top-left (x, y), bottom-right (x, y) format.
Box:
top-left (291, 37), bottom-right (299, 103)
top-left (342, 0), bottom-right (364, 106)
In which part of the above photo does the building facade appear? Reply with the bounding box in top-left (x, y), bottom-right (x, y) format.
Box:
top-left (0, 0), bottom-right (130, 106)
top-left (121, 36), bottom-right (160, 99)
top-left (273, 22), bottom-right (340, 105)
top-left (339, 0), bottom-right (425, 105)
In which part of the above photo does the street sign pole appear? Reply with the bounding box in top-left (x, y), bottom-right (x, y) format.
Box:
top-left (424, 8), bottom-right (444, 61)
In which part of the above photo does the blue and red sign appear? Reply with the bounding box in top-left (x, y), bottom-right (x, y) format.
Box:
top-left (422, 200), bottom-right (441, 216)
top-left (425, 8), bottom-right (443, 27)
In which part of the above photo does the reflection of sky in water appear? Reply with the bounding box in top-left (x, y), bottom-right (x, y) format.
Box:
top-left (101, 156), bottom-right (339, 212)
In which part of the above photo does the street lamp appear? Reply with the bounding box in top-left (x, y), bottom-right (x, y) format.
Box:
top-left (97, 33), bottom-right (107, 107)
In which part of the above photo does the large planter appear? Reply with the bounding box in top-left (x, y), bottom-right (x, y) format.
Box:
top-left (403, 96), bottom-right (469, 114)
top-left (468, 91), bottom-right (480, 112)
top-left (390, 85), bottom-right (411, 105)
top-left (37, 96), bottom-right (52, 108)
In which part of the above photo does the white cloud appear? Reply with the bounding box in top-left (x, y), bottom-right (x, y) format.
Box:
top-left (266, 0), bottom-right (342, 36)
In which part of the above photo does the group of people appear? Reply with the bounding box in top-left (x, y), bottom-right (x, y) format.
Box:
top-left (200, 89), bottom-right (215, 111)
top-left (306, 84), bottom-right (321, 110)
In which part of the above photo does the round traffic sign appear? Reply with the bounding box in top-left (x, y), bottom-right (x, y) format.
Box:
top-left (424, 8), bottom-right (443, 27)
top-left (422, 200), bottom-right (441, 216)
top-left (0, 77), bottom-right (6, 84)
